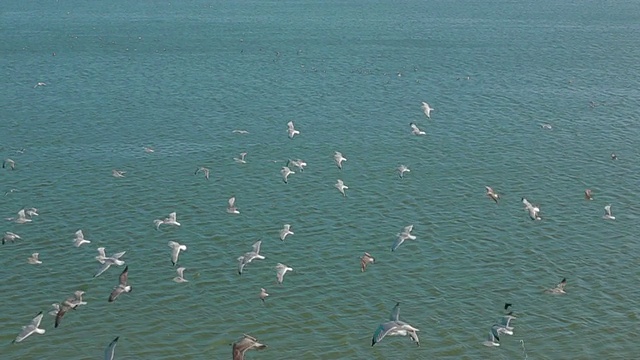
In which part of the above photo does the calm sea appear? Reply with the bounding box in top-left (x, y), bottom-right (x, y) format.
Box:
top-left (1, 0), bottom-right (640, 359)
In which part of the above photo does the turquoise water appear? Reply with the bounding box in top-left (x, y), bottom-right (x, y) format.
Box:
top-left (2, 0), bottom-right (640, 358)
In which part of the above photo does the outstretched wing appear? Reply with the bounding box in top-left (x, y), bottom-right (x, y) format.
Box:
top-left (372, 321), bottom-right (397, 346)
top-left (104, 336), bottom-right (119, 360)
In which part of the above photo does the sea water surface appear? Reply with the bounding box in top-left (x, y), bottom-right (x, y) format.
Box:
top-left (1, 0), bottom-right (640, 359)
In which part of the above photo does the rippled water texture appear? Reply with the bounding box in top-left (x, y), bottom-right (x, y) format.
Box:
top-left (1, 0), bottom-right (640, 358)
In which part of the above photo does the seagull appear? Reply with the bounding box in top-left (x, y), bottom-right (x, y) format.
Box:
top-left (397, 165), bottom-right (410, 179)
top-left (104, 337), bottom-right (119, 360)
top-left (334, 152), bottom-right (347, 169)
top-left (7, 209), bottom-right (31, 224)
top-left (371, 302), bottom-right (420, 347)
top-left (195, 166), bottom-right (210, 180)
top-left (335, 179), bottom-right (348, 196)
top-left (3, 231), bottom-right (21, 244)
top-left (108, 266), bottom-right (132, 302)
top-left (3, 158), bottom-right (16, 170)
top-left (603, 204), bottom-right (615, 220)
top-left (232, 334), bottom-right (267, 360)
top-left (281, 166), bottom-right (295, 183)
top-left (287, 121), bottom-right (300, 139)
top-left (482, 324), bottom-right (502, 347)
top-left (611, 153), bottom-right (617, 160)
top-left (34, 82), bottom-right (47, 88)
top-left (234, 152), bottom-right (248, 164)
top-left (392, 225), bottom-right (416, 251)
top-left (73, 230), bottom-right (91, 247)
top-left (4, 188), bottom-right (18, 196)
top-left (499, 313), bottom-right (517, 332)
top-left (173, 267), bottom-right (188, 282)
top-left (288, 159), bottom-right (307, 172)
top-left (521, 198), bottom-right (541, 220)
top-left (27, 253), bottom-right (42, 264)
top-left (545, 278), bottom-right (567, 295)
top-left (409, 122), bottom-right (426, 135)
top-left (154, 211), bottom-right (181, 230)
top-left (238, 240), bottom-right (265, 275)
top-left (168, 241), bottom-right (187, 266)
top-left (421, 102), bottom-right (434, 118)
top-left (143, 147), bottom-right (155, 153)
top-left (540, 123), bottom-right (553, 130)
top-left (259, 288), bottom-right (269, 303)
top-left (279, 224), bottom-right (294, 241)
top-left (361, 252), bottom-right (375, 272)
top-left (12, 312), bottom-right (45, 343)
top-left (276, 263), bottom-right (293, 284)
top-left (485, 186), bottom-right (500, 203)
top-left (227, 196), bottom-right (240, 214)
top-left (232, 129), bottom-right (249, 134)
top-left (55, 291), bottom-right (87, 328)
top-left (48, 304), bottom-right (60, 316)
top-left (94, 248), bottom-right (126, 277)
top-left (112, 169), bottom-right (126, 178)
top-left (585, 189), bottom-right (593, 200)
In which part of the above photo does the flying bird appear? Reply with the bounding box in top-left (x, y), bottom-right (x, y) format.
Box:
top-left (288, 159), bottom-right (307, 172)
top-left (55, 291), bottom-right (87, 328)
top-left (259, 288), bottom-right (269, 303)
top-left (104, 336), bottom-right (119, 360)
top-left (195, 167), bottom-right (210, 180)
top-left (154, 211), bottom-right (181, 230)
top-left (334, 152), bottom-right (347, 169)
top-left (482, 324), bottom-right (502, 347)
top-left (396, 165), bottom-right (410, 179)
top-left (94, 248), bottom-right (127, 277)
top-left (335, 179), bottom-right (348, 196)
top-left (34, 82), bottom-right (47, 88)
top-left (279, 224), bottom-right (294, 241)
top-left (392, 225), bottom-right (416, 251)
top-left (168, 241), bottom-right (187, 266)
top-left (545, 278), bottom-right (567, 295)
top-left (112, 169), bottom-right (126, 178)
top-left (12, 312), bottom-right (45, 343)
top-left (238, 240), bottom-right (265, 275)
top-left (7, 209), bottom-right (32, 224)
top-left (521, 198), bottom-right (541, 220)
top-left (108, 266), bottom-right (132, 302)
top-left (27, 253), bottom-right (42, 264)
top-left (3, 158), bottom-right (16, 170)
top-left (585, 189), bottom-right (593, 200)
top-left (421, 102), bottom-right (434, 118)
top-left (287, 121), bottom-right (300, 139)
top-left (173, 267), bottom-right (189, 283)
top-left (409, 123), bottom-right (426, 135)
top-left (281, 166), bottom-right (295, 183)
top-left (227, 196), bottom-right (240, 214)
top-left (73, 230), bottom-right (91, 247)
top-left (2, 231), bottom-right (21, 245)
top-left (603, 204), bottom-right (615, 220)
top-left (232, 334), bottom-right (267, 360)
top-left (234, 152), bottom-right (248, 164)
top-left (275, 263), bottom-right (293, 284)
top-left (361, 252), bottom-right (375, 272)
top-left (371, 302), bottom-right (420, 347)
top-left (485, 186), bottom-right (500, 203)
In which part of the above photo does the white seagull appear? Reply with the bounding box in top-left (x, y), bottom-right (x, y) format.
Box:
top-left (603, 204), bottom-right (615, 220)
top-left (421, 102), bottom-right (434, 118)
top-left (234, 152), bottom-right (248, 164)
top-left (94, 247), bottom-right (127, 277)
top-left (55, 290), bottom-right (87, 328)
top-left (287, 121), bottom-right (300, 139)
top-left (227, 196), bottom-right (240, 214)
top-left (238, 240), bottom-right (265, 275)
top-left (173, 267), bottom-right (189, 283)
top-left (168, 241), bottom-right (187, 266)
top-left (12, 312), bottom-right (45, 343)
top-left (195, 166), bottom-right (210, 180)
top-left (3, 231), bottom-right (21, 244)
top-left (279, 224), bottom-right (294, 241)
top-left (3, 158), bottom-right (16, 170)
top-left (410, 122), bottom-right (426, 135)
top-left (34, 82), bottom-right (47, 88)
top-left (27, 253), bottom-right (42, 264)
top-left (232, 129), bottom-right (249, 134)
top-left (108, 266), bottom-right (132, 302)
top-left (259, 288), bottom-right (269, 303)
top-left (361, 252), bottom-right (375, 272)
top-left (7, 209), bottom-right (32, 224)
top-left (397, 165), bottom-right (410, 179)
top-left (112, 169), bottom-right (126, 178)
top-left (545, 277), bottom-right (567, 295)
top-left (521, 198), bottom-right (541, 220)
top-left (154, 211), bottom-right (181, 230)
top-left (334, 152), bottom-right (347, 169)
top-left (288, 159), bottom-right (307, 172)
top-left (335, 179), bottom-right (348, 196)
top-left (392, 225), bottom-right (416, 251)
top-left (281, 166), bottom-right (295, 183)
top-left (73, 230), bottom-right (91, 247)
top-left (104, 337), bottom-right (119, 360)
top-left (371, 302), bottom-right (420, 347)
top-left (485, 186), bottom-right (500, 203)
top-left (276, 263), bottom-right (293, 284)
top-left (482, 324), bottom-right (502, 347)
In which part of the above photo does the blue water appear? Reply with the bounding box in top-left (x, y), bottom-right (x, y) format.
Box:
top-left (2, 0), bottom-right (640, 358)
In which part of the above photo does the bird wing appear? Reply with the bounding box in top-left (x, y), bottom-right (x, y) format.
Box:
top-left (119, 266), bottom-right (129, 285)
top-left (391, 237), bottom-right (405, 252)
top-left (94, 262), bottom-right (112, 277)
top-left (389, 302), bottom-right (401, 321)
top-left (55, 306), bottom-right (70, 328)
top-left (109, 286), bottom-right (124, 302)
top-left (372, 321), bottom-right (397, 346)
top-left (251, 240), bottom-right (262, 254)
top-left (104, 336), bottom-right (119, 360)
